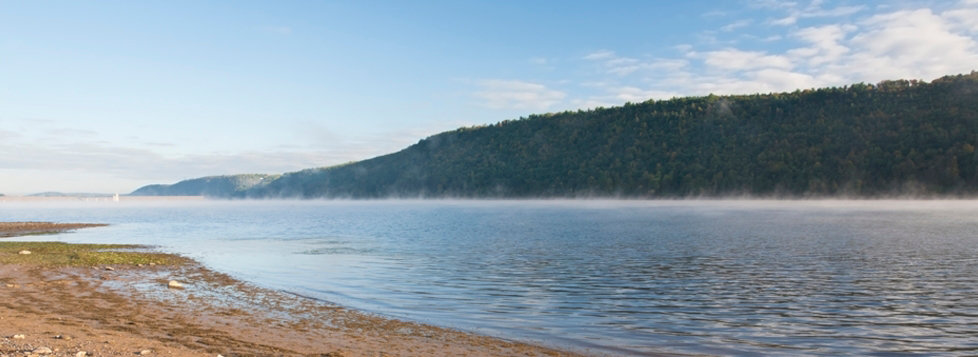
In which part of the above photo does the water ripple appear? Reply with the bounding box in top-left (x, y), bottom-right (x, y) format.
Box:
top-left (4, 200), bottom-right (978, 356)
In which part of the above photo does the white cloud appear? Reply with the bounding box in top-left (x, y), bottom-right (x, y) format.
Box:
top-left (789, 24), bottom-right (853, 66)
top-left (749, 0), bottom-right (799, 10)
top-left (807, 5), bottom-right (865, 17)
top-left (683, 71), bottom-right (817, 96)
top-left (570, 98), bottom-right (618, 110)
top-left (943, 8), bottom-right (978, 34)
top-left (605, 56), bottom-right (643, 75)
top-left (573, 83), bottom-right (683, 110)
top-left (750, 68), bottom-right (818, 91)
top-left (613, 86), bottom-right (681, 102)
top-left (583, 50), bottom-right (615, 61)
top-left (772, 16), bottom-right (798, 26)
top-left (722, 19), bottom-right (753, 32)
top-left (470, 2), bottom-right (978, 122)
top-left (474, 80), bottom-right (566, 110)
top-left (569, 2), bottom-right (978, 104)
top-left (843, 8), bottom-right (978, 81)
top-left (585, 50), bottom-right (690, 77)
top-left (769, 1), bottom-right (865, 26)
top-left (702, 49), bottom-right (793, 71)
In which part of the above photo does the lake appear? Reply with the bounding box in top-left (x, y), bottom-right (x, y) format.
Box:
top-left (2, 200), bottom-right (977, 356)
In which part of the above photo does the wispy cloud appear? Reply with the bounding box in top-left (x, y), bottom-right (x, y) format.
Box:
top-left (474, 79), bottom-right (566, 110)
top-left (582, 50), bottom-right (615, 61)
top-left (721, 19), bottom-right (753, 32)
top-left (571, 1), bottom-right (978, 106)
top-left (700, 49), bottom-right (793, 71)
top-left (788, 24), bottom-right (854, 66)
top-left (584, 50), bottom-right (689, 77)
top-left (766, 1), bottom-right (866, 26)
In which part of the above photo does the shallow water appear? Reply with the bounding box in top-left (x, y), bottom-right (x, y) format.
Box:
top-left (3, 200), bottom-right (978, 356)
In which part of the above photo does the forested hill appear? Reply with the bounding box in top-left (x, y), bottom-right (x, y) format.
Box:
top-left (135, 72), bottom-right (978, 198)
top-left (130, 174), bottom-right (278, 197)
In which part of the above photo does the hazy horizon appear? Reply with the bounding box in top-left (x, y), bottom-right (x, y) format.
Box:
top-left (3, 0), bottom-right (978, 194)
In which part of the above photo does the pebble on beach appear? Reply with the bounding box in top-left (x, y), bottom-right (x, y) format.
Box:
top-left (167, 280), bottom-right (184, 289)
top-left (17, 250), bottom-right (31, 255)
top-left (139, 349), bottom-right (152, 355)
top-left (12, 334), bottom-right (25, 339)
top-left (33, 347), bottom-right (53, 355)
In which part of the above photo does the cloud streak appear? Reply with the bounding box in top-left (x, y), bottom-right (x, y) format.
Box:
top-left (474, 79), bottom-right (566, 110)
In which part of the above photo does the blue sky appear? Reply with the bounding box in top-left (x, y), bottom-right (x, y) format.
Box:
top-left (2, 0), bottom-right (978, 194)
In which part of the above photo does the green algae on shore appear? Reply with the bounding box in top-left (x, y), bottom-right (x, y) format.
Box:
top-left (0, 242), bottom-right (190, 267)
top-left (0, 222), bottom-right (108, 238)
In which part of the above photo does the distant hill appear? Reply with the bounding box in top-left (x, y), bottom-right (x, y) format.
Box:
top-left (28, 192), bottom-right (113, 198)
top-left (134, 72), bottom-right (978, 199)
top-left (130, 174), bottom-right (279, 197)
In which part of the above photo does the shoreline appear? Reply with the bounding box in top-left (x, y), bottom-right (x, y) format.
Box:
top-left (0, 222), bottom-right (109, 238)
top-left (1, 223), bottom-right (583, 356)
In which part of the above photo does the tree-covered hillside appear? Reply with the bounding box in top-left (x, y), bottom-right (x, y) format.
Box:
top-left (130, 174), bottom-right (278, 197)
top-left (134, 72), bottom-right (978, 198)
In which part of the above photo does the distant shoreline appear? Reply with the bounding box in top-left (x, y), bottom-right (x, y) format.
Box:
top-left (0, 195), bottom-right (206, 202)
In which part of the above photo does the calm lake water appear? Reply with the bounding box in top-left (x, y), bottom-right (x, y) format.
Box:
top-left (2, 200), bottom-right (978, 356)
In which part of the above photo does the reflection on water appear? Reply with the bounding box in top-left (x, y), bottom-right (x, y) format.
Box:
top-left (3, 200), bottom-right (978, 356)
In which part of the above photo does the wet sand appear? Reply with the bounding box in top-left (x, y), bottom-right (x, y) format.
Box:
top-left (1, 223), bottom-right (583, 357)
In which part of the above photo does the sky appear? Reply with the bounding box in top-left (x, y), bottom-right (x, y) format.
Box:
top-left (2, 0), bottom-right (978, 195)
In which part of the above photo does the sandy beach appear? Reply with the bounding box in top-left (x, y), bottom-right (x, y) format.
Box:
top-left (1, 223), bottom-right (581, 357)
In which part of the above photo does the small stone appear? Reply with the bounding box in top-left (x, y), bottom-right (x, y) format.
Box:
top-left (139, 350), bottom-right (152, 355)
top-left (104, 266), bottom-right (115, 271)
top-left (32, 347), bottom-right (53, 355)
top-left (167, 280), bottom-right (184, 289)
top-left (137, 264), bottom-right (144, 267)
top-left (149, 262), bottom-right (156, 266)
top-left (76, 352), bottom-right (87, 357)
top-left (12, 334), bottom-right (25, 339)
top-left (54, 335), bottom-right (72, 340)
top-left (18, 250), bottom-right (31, 255)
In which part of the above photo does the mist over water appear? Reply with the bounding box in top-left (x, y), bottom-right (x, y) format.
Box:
top-left (3, 200), bottom-right (978, 356)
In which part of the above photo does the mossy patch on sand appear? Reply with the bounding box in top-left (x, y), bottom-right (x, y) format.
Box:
top-left (0, 222), bottom-right (109, 238)
top-left (0, 242), bottom-right (189, 267)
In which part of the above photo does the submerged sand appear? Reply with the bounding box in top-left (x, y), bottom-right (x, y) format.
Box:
top-left (0, 223), bottom-right (582, 357)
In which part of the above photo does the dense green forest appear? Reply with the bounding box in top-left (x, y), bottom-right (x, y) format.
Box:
top-left (133, 72), bottom-right (978, 198)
